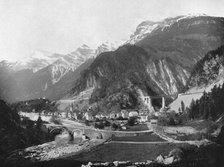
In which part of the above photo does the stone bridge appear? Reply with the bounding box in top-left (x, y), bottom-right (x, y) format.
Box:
top-left (44, 124), bottom-right (153, 140)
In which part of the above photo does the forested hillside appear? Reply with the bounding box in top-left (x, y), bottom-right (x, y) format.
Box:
top-left (0, 100), bottom-right (53, 165)
top-left (187, 45), bottom-right (224, 88)
top-left (183, 45), bottom-right (224, 120)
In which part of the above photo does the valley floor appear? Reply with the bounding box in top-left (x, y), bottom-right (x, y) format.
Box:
top-left (6, 113), bottom-right (220, 167)
top-left (69, 142), bottom-right (189, 163)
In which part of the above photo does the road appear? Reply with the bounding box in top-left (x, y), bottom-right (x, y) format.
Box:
top-left (106, 141), bottom-right (172, 144)
top-left (46, 119), bottom-right (154, 134)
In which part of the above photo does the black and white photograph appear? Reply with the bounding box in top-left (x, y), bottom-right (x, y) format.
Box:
top-left (0, 0), bottom-right (224, 166)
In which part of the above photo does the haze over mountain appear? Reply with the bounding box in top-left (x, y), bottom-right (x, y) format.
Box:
top-left (0, 42), bottom-right (120, 102)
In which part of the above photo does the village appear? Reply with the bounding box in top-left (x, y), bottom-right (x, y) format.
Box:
top-left (14, 93), bottom-right (214, 167)
top-left (30, 95), bottom-right (169, 132)
top-left (55, 96), bottom-right (164, 119)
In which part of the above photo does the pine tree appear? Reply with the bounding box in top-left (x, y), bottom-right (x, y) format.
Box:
top-left (181, 101), bottom-right (185, 112)
top-left (189, 99), bottom-right (195, 119)
top-left (35, 115), bottom-right (43, 143)
top-left (36, 115), bottom-right (42, 128)
top-left (188, 82), bottom-right (224, 120)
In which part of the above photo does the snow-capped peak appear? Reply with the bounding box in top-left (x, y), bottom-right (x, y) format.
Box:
top-left (80, 44), bottom-right (91, 49)
top-left (126, 14), bottom-right (209, 44)
top-left (95, 41), bottom-right (124, 56)
top-left (8, 50), bottom-right (58, 72)
top-left (126, 21), bottom-right (160, 44)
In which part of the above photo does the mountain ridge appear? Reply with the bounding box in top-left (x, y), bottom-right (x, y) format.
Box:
top-left (67, 15), bottom-right (224, 112)
top-left (0, 41), bottom-right (120, 102)
top-left (1, 14), bottom-right (224, 105)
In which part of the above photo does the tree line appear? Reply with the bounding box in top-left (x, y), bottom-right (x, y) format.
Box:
top-left (188, 83), bottom-right (224, 120)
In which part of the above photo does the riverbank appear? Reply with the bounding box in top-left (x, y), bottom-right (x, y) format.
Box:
top-left (11, 142), bottom-right (224, 167)
top-left (4, 139), bottom-right (105, 167)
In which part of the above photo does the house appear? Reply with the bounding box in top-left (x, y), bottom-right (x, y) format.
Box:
top-left (61, 112), bottom-right (67, 118)
top-left (68, 112), bottom-right (73, 118)
top-left (139, 115), bottom-right (149, 123)
top-left (150, 119), bottom-right (158, 124)
top-left (154, 112), bottom-right (163, 117)
top-left (84, 112), bottom-right (93, 121)
top-left (41, 110), bottom-right (47, 115)
top-left (73, 112), bottom-right (78, 120)
top-left (129, 111), bottom-right (139, 117)
top-left (94, 115), bottom-right (101, 119)
top-left (95, 114), bottom-right (103, 119)
top-left (115, 112), bottom-right (121, 118)
top-left (121, 126), bottom-right (127, 130)
top-left (18, 110), bottom-right (23, 115)
top-left (110, 111), bottom-right (121, 119)
top-left (121, 110), bottom-right (129, 118)
top-left (109, 112), bottom-right (116, 119)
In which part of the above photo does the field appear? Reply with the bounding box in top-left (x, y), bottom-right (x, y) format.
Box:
top-left (155, 120), bottom-right (216, 141)
top-left (112, 133), bottom-right (165, 142)
top-left (124, 124), bottom-right (149, 131)
top-left (70, 142), bottom-right (190, 162)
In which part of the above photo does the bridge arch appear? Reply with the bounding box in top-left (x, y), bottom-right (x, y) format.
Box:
top-left (49, 127), bottom-right (69, 135)
top-left (144, 96), bottom-right (166, 112)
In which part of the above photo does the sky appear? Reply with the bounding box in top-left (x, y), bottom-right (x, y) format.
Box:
top-left (0, 0), bottom-right (224, 61)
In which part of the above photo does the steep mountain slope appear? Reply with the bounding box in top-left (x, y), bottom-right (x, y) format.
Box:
top-left (37, 58), bottom-right (95, 101)
top-left (126, 15), bottom-right (224, 73)
top-left (0, 40), bottom-right (122, 103)
top-left (47, 45), bottom-right (95, 84)
top-left (9, 45), bottom-right (95, 72)
top-left (187, 45), bottom-right (224, 87)
top-left (136, 15), bottom-right (224, 69)
top-left (69, 45), bottom-right (189, 111)
top-left (0, 54), bottom-right (94, 103)
top-left (170, 45), bottom-right (224, 111)
top-left (69, 15), bottom-right (224, 111)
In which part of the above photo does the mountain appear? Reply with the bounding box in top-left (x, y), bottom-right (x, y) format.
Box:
top-left (172, 46), bottom-right (224, 121)
top-left (0, 58), bottom-right (95, 102)
top-left (49, 45), bottom-right (95, 84)
top-left (0, 40), bottom-right (122, 102)
top-left (95, 41), bottom-right (122, 56)
top-left (69, 45), bottom-right (189, 111)
top-left (127, 14), bottom-right (208, 44)
top-left (6, 43), bottom-right (120, 84)
top-left (69, 45), bottom-right (157, 110)
top-left (170, 45), bottom-right (224, 111)
top-left (1, 14), bottom-right (224, 106)
top-left (9, 51), bottom-right (60, 72)
top-left (135, 14), bottom-right (224, 68)
top-left (68, 15), bottom-right (224, 112)
top-left (0, 44), bottom-right (96, 102)
top-left (126, 20), bottom-right (160, 44)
